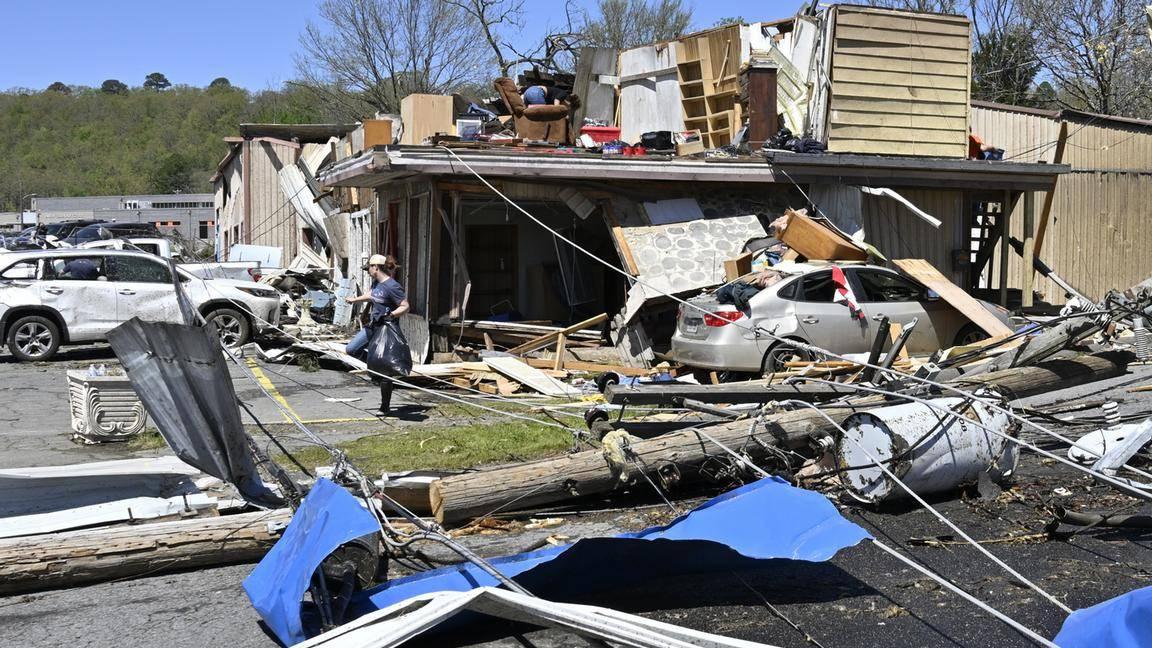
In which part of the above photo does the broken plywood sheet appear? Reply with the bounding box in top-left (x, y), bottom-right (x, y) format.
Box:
top-left (642, 198), bottom-right (706, 225)
top-left (279, 163), bottom-right (330, 245)
top-left (893, 258), bottom-right (1014, 337)
top-left (621, 214), bottom-right (766, 295)
top-left (484, 356), bottom-right (579, 398)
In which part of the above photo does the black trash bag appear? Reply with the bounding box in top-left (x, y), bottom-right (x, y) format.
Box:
top-left (366, 319), bottom-right (412, 377)
top-left (640, 130), bottom-right (673, 151)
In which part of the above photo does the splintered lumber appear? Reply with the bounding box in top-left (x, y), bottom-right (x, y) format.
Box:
top-left (484, 356), bottom-right (579, 397)
top-left (506, 314), bottom-right (609, 356)
top-left (892, 258), bottom-right (1013, 337)
top-left (604, 381), bottom-right (854, 405)
top-left (523, 357), bottom-right (649, 377)
top-left (0, 509), bottom-right (291, 595)
top-left (430, 351), bottom-right (1132, 524)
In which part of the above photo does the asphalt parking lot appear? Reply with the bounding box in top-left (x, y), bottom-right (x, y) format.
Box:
top-left (4, 343), bottom-right (1152, 647)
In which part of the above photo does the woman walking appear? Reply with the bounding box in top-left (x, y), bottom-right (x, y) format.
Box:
top-left (346, 254), bottom-right (409, 415)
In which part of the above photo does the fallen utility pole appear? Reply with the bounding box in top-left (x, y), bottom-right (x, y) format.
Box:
top-left (0, 509), bottom-right (291, 595)
top-left (430, 352), bottom-right (1130, 525)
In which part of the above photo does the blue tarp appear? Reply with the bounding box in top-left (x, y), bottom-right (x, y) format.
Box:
top-left (358, 476), bottom-right (871, 610)
top-left (1055, 586), bottom-right (1152, 647)
top-left (243, 478), bottom-right (380, 646)
top-left (245, 476), bottom-right (871, 646)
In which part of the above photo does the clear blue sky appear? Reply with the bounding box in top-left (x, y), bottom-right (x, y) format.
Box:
top-left (3, 1), bottom-right (804, 91)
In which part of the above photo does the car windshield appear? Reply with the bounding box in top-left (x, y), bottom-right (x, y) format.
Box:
top-left (44, 223), bottom-right (71, 235)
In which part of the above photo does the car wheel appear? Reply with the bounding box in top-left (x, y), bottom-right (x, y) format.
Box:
top-left (205, 308), bottom-right (251, 348)
top-left (760, 341), bottom-right (813, 375)
top-left (6, 315), bottom-right (61, 362)
top-left (953, 324), bottom-right (989, 348)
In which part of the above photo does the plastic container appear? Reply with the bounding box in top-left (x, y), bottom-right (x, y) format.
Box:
top-left (836, 398), bottom-right (1018, 503)
top-left (580, 126), bottom-right (622, 144)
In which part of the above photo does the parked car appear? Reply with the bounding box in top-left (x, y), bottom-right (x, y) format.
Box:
top-left (80, 237), bottom-right (264, 282)
top-left (0, 249), bottom-right (281, 361)
top-left (62, 222), bottom-right (160, 246)
top-left (669, 262), bottom-right (1010, 376)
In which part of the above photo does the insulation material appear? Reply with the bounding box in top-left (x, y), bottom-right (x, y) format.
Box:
top-left (620, 214), bottom-right (767, 296)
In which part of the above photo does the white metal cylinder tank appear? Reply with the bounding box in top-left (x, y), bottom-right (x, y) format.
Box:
top-left (836, 397), bottom-right (1018, 503)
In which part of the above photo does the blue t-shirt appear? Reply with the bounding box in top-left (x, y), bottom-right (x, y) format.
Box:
top-left (369, 278), bottom-right (406, 322)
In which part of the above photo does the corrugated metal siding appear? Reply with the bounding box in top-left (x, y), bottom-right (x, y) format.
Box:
top-left (826, 6), bottom-right (970, 157)
top-left (863, 188), bottom-right (966, 285)
top-left (973, 104), bottom-right (1152, 301)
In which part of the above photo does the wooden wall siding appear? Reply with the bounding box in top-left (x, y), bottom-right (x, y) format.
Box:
top-left (973, 104), bottom-right (1152, 302)
top-left (827, 6), bottom-right (971, 157)
top-left (248, 141), bottom-right (300, 260)
top-left (862, 188), bottom-right (966, 285)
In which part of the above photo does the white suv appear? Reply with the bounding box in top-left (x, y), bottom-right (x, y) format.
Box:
top-left (0, 249), bottom-right (281, 361)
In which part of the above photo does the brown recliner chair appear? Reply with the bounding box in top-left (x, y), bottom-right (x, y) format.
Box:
top-left (494, 77), bottom-right (570, 144)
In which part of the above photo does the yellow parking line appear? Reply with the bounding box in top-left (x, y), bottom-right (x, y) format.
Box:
top-left (299, 417), bottom-right (381, 424)
top-left (245, 358), bottom-right (298, 422)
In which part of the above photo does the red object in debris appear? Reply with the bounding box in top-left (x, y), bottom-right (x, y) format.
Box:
top-left (580, 126), bottom-right (622, 144)
top-left (247, 268), bottom-right (262, 282)
top-left (703, 310), bottom-right (744, 327)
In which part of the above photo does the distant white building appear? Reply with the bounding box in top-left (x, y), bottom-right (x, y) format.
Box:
top-left (31, 193), bottom-right (216, 242)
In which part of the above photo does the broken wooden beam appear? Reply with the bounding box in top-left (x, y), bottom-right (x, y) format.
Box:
top-left (603, 381), bottom-right (854, 406)
top-left (0, 509), bottom-right (291, 595)
top-left (952, 351), bottom-right (1132, 399)
top-left (506, 314), bottom-right (608, 356)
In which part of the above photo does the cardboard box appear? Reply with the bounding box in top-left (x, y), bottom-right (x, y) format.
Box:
top-left (675, 129), bottom-right (705, 156)
top-left (362, 119), bottom-right (393, 148)
top-left (400, 94), bottom-right (454, 145)
top-left (723, 252), bottom-right (754, 282)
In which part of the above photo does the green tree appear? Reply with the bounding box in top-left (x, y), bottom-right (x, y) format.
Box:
top-left (45, 81), bottom-right (71, 94)
top-left (148, 153), bottom-right (194, 193)
top-left (972, 26), bottom-right (1041, 105)
top-left (581, 0), bottom-right (691, 50)
top-left (100, 79), bottom-right (128, 94)
top-left (143, 72), bottom-right (172, 92)
top-left (209, 77), bottom-right (232, 89)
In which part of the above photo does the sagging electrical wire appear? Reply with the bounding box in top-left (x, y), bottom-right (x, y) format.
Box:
top-left (437, 146), bottom-right (1152, 487)
top-left (684, 416), bottom-right (1058, 646)
top-left (776, 398), bottom-right (1073, 615)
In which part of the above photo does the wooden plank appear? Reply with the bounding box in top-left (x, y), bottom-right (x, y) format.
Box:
top-left (826, 139), bottom-right (965, 157)
top-left (506, 313), bottom-right (608, 356)
top-left (834, 53), bottom-right (969, 77)
top-left (522, 357), bottom-right (648, 377)
top-left (601, 202), bottom-right (639, 275)
top-left (831, 110), bottom-right (967, 130)
top-left (1022, 190), bottom-right (1036, 308)
top-left (553, 334), bottom-right (567, 370)
top-left (829, 124), bottom-right (964, 145)
top-left (835, 25), bottom-right (969, 50)
top-left (831, 67), bottom-right (969, 90)
top-left (484, 356), bottom-right (578, 397)
top-left (888, 322), bottom-right (911, 360)
top-left (835, 10), bottom-right (971, 36)
top-left (832, 40), bottom-right (971, 64)
top-left (830, 97), bottom-right (968, 117)
top-left (892, 258), bottom-right (1013, 336)
top-left (830, 81), bottom-right (968, 104)
top-left (1034, 121), bottom-right (1068, 257)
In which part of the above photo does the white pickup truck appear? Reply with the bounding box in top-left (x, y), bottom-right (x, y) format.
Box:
top-left (79, 238), bottom-right (265, 282)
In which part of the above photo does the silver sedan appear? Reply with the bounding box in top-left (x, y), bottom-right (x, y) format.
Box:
top-left (670, 263), bottom-right (1008, 375)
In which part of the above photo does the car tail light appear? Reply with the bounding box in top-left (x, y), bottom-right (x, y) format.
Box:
top-left (703, 310), bottom-right (743, 327)
top-left (247, 268), bottom-right (262, 282)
